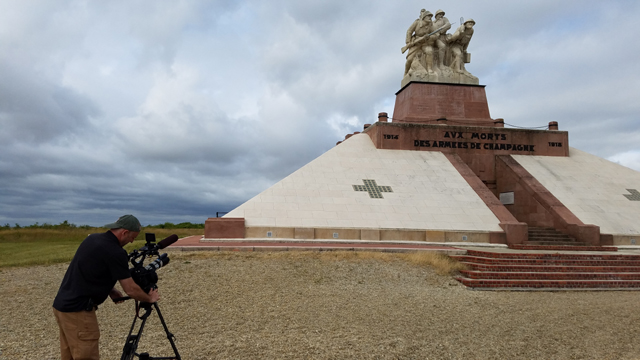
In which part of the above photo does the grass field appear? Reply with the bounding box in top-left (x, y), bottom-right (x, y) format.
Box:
top-left (0, 228), bottom-right (204, 268)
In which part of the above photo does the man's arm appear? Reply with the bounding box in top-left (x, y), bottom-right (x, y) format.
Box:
top-left (449, 25), bottom-right (463, 43)
top-left (118, 277), bottom-right (160, 303)
top-left (462, 30), bottom-right (473, 51)
top-left (406, 20), bottom-right (418, 43)
top-left (442, 18), bottom-right (452, 33)
top-left (109, 287), bottom-right (125, 302)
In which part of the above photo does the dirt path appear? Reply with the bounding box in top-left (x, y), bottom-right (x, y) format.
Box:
top-left (1, 251), bottom-right (640, 359)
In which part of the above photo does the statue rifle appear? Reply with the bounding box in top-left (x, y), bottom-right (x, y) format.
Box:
top-left (401, 22), bottom-right (456, 54)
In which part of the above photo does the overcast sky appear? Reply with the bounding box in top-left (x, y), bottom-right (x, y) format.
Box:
top-left (1, 0), bottom-right (639, 226)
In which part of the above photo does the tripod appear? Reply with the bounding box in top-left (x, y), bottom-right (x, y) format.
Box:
top-left (120, 300), bottom-right (181, 360)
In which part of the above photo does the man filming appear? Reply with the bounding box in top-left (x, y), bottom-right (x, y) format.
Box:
top-left (52, 214), bottom-right (160, 360)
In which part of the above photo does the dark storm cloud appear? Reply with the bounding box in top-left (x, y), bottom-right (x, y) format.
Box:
top-left (0, 59), bottom-right (99, 144)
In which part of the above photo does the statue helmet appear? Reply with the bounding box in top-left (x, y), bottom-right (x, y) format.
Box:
top-left (464, 18), bottom-right (476, 25)
top-left (424, 11), bottom-right (433, 17)
top-left (435, 9), bottom-right (445, 16)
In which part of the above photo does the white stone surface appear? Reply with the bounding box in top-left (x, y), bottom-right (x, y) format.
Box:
top-left (226, 134), bottom-right (501, 231)
top-left (513, 148), bottom-right (640, 235)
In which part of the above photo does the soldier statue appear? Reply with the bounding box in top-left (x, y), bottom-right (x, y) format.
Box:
top-left (403, 9), bottom-right (433, 77)
top-left (448, 18), bottom-right (475, 74)
top-left (401, 10), bottom-right (479, 85)
top-left (432, 9), bottom-right (451, 71)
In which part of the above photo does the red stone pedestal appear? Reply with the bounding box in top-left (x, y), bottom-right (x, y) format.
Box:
top-left (393, 82), bottom-right (494, 126)
top-left (205, 217), bottom-right (245, 238)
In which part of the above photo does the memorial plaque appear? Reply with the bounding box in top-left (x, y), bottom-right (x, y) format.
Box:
top-left (500, 192), bottom-right (515, 205)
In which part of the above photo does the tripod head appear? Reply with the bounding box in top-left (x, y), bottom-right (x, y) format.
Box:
top-left (128, 233), bottom-right (177, 264)
top-left (126, 233), bottom-right (177, 293)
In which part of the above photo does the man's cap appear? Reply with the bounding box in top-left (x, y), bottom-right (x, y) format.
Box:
top-left (464, 18), bottom-right (476, 25)
top-left (104, 215), bottom-right (141, 232)
top-left (435, 9), bottom-right (445, 16)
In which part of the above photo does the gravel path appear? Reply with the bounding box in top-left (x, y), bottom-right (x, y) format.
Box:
top-left (1, 251), bottom-right (640, 359)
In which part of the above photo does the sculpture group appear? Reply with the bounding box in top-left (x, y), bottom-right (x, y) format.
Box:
top-left (402, 9), bottom-right (478, 86)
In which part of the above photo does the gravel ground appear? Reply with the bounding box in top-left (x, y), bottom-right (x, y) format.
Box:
top-left (1, 250), bottom-right (640, 360)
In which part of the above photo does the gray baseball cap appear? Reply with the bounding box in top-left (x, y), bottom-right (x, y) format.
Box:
top-left (104, 214), bottom-right (141, 232)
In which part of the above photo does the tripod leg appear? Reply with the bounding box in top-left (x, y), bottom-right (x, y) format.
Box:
top-left (121, 303), bottom-right (152, 360)
top-left (153, 303), bottom-right (181, 360)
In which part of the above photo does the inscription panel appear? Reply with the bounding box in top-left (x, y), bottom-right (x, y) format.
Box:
top-left (369, 122), bottom-right (570, 157)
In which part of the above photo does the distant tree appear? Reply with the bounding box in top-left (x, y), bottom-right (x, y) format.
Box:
top-left (145, 222), bottom-right (204, 229)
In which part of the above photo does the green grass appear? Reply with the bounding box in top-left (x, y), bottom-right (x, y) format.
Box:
top-left (0, 228), bottom-right (203, 268)
top-left (0, 242), bottom-right (82, 267)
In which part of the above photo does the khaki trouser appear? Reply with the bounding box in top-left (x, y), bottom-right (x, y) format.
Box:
top-left (52, 307), bottom-right (100, 360)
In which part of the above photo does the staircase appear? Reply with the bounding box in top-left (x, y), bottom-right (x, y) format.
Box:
top-left (526, 227), bottom-right (582, 245)
top-left (453, 249), bottom-right (640, 290)
top-left (508, 226), bottom-right (616, 251)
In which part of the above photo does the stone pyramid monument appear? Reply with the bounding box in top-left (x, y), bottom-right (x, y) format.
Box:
top-left (205, 10), bottom-right (640, 247)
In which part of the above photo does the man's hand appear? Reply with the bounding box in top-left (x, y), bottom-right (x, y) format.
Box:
top-left (147, 288), bottom-right (160, 303)
top-left (119, 277), bottom-right (160, 303)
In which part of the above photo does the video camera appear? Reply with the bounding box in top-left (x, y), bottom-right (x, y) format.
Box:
top-left (127, 233), bottom-right (178, 293)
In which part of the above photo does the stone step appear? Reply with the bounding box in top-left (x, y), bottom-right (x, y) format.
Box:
top-left (455, 248), bottom-right (640, 290)
top-left (527, 236), bottom-right (576, 242)
top-left (453, 255), bottom-right (640, 267)
top-left (528, 227), bottom-right (562, 232)
top-left (527, 229), bottom-right (572, 235)
top-left (459, 270), bottom-right (640, 280)
top-left (528, 232), bottom-right (574, 237)
top-left (527, 227), bottom-right (576, 243)
top-left (528, 228), bottom-right (566, 233)
top-left (465, 250), bottom-right (628, 260)
top-left (455, 277), bottom-right (640, 289)
top-left (460, 262), bottom-right (640, 273)
top-left (524, 241), bottom-right (586, 246)
top-left (508, 245), bottom-right (618, 252)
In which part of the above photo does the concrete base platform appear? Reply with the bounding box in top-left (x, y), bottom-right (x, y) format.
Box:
top-left (168, 236), bottom-right (640, 257)
top-left (168, 236), bottom-right (468, 254)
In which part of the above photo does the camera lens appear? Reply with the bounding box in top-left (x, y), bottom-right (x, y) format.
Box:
top-left (144, 253), bottom-right (170, 271)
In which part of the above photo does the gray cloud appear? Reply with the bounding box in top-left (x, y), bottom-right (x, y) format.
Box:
top-left (1, 0), bottom-right (640, 226)
top-left (0, 60), bottom-right (99, 144)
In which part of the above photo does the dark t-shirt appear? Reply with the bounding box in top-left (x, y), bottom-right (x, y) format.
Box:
top-left (53, 231), bottom-right (131, 312)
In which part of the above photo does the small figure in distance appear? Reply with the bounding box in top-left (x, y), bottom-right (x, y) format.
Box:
top-left (52, 215), bottom-right (160, 360)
